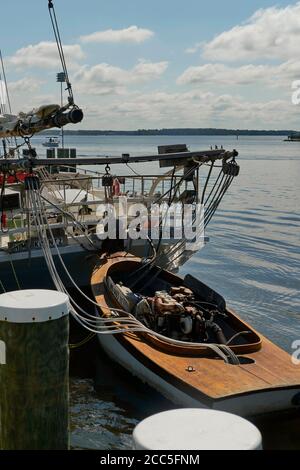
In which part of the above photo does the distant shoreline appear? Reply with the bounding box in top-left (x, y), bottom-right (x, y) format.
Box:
top-left (41, 128), bottom-right (295, 137)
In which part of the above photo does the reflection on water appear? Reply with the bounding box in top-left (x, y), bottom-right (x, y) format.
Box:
top-left (70, 379), bottom-right (135, 450)
top-left (70, 348), bottom-right (176, 450)
top-left (182, 158), bottom-right (300, 351)
top-left (37, 135), bottom-right (299, 449)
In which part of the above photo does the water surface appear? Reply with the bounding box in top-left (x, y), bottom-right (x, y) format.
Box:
top-left (32, 135), bottom-right (300, 449)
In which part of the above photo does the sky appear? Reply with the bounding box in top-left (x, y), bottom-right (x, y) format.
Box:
top-left (0, 0), bottom-right (300, 130)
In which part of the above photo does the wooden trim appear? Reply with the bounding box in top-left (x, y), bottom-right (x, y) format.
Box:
top-left (91, 254), bottom-right (300, 402)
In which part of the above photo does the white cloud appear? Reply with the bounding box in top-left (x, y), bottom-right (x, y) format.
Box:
top-left (78, 89), bottom-right (300, 130)
top-left (9, 41), bottom-right (84, 69)
top-left (9, 77), bottom-right (44, 93)
top-left (202, 3), bottom-right (300, 61)
top-left (20, 93), bottom-right (58, 109)
top-left (80, 26), bottom-right (154, 44)
top-left (177, 61), bottom-right (300, 88)
top-left (74, 60), bottom-right (168, 95)
top-left (185, 42), bottom-right (204, 54)
top-left (1, 77), bottom-right (45, 112)
top-left (132, 60), bottom-right (169, 80)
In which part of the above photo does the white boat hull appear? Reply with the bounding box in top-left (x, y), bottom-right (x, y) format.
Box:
top-left (97, 332), bottom-right (300, 418)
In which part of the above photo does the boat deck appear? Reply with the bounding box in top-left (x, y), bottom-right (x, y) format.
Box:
top-left (91, 255), bottom-right (300, 410)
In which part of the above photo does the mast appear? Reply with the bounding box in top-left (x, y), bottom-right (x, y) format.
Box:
top-left (0, 1), bottom-right (83, 141)
top-left (0, 50), bottom-right (12, 115)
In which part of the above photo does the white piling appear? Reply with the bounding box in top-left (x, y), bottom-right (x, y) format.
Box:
top-left (0, 289), bottom-right (70, 450)
top-left (133, 409), bottom-right (262, 450)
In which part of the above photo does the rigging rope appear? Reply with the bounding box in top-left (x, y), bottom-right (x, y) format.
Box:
top-left (26, 180), bottom-right (239, 364)
top-left (69, 333), bottom-right (96, 349)
top-left (128, 164), bottom-right (198, 288)
top-left (48, 0), bottom-right (74, 106)
top-left (0, 171), bottom-right (8, 233)
top-left (39, 192), bottom-right (97, 251)
top-left (153, 157), bottom-right (238, 270)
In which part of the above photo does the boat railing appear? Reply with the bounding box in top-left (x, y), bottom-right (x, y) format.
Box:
top-left (0, 169), bottom-right (199, 249)
top-left (42, 171), bottom-right (197, 204)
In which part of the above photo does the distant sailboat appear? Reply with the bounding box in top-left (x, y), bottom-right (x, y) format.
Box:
top-left (42, 136), bottom-right (60, 147)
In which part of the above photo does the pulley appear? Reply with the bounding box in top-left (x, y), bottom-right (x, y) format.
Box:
top-left (222, 159), bottom-right (240, 177)
top-left (102, 164), bottom-right (113, 187)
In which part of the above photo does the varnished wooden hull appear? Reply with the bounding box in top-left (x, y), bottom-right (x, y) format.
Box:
top-left (97, 331), bottom-right (300, 417)
top-left (91, 255), bottom-right (300, 417)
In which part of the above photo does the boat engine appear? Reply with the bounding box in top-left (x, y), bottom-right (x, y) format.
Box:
top-left (134, 286), bottom-right (227, 344)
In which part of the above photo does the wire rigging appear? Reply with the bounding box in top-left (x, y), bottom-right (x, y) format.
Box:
top-left (148, 157), bottom-right (238, 271)
top-left (25, 178), bottom-right (239, 364)
top-left (48, 0), bottom-right (74, 106)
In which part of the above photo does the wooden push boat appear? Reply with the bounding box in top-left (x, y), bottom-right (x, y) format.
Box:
top-left (91, 254), bottom-right (300, 417)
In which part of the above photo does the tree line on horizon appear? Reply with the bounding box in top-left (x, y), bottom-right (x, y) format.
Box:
top-left (42, 128), bottom-right (297, 136)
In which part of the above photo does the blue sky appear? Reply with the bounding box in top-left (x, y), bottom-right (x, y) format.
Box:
top-left (1, 0), bottom-right (300, 129)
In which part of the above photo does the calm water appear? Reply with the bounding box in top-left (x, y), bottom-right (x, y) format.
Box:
top-left (32, 135), bottom-right (300, 449)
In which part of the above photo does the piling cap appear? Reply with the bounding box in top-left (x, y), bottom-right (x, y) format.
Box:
top-left (0, 290), bottom-right (69, 323)
top-left (133, 409), bottom-right (262, 450)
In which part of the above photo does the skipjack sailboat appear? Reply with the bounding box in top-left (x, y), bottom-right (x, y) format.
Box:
top-left (91, 255), bottom-right (300, 417)
top-left (0, 1), bottom-right (241, 294)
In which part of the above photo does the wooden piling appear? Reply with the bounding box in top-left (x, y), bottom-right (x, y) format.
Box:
top-left (0, 290), bottom-right (69, 450)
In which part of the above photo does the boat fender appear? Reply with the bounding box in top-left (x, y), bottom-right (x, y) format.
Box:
top-left (112, 178), bottom-right (121, 196)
